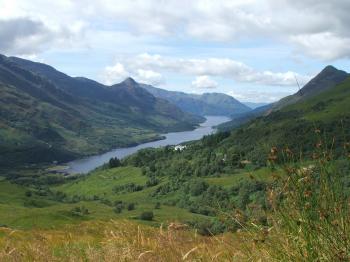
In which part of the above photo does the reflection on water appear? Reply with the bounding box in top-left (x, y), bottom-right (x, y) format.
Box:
top-left (65, 116), bottom-right (230, 174)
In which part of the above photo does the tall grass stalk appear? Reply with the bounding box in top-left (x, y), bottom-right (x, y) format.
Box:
top-left (263, 140), bottom-right (350, 261)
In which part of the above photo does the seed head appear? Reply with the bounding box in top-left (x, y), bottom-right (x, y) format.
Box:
top-left (270, 147), bottom-right (278, 154)
top-left (304, 190), bottom-right (312, 198)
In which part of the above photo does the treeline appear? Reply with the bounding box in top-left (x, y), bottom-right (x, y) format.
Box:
top-left (121, 133), bottom-right (271, 229)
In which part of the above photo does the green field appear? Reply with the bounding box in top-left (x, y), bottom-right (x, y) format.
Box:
top-left (1, 166), bottom-right (228, 229)
top-left (0, 163), bottom-right (278, 230)
top-left (204, 167), bottom-right (280, 187)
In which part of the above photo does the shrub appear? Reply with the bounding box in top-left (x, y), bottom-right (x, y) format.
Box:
top-left (70, 206), bottom-right (89, 216)
top-left (188, 219), bottom-right (226, 236)
top-left (114, 201), bottom-right (125, 213)
top-left (24, 199), bottom-right (51, 208)
top-left (140, 211), bottom-right (154, 221)
top-left (186, 179), bottom-right (209, 196)
top-left (113, 183), bottom-right (144, 194)
top-left (109, 157), bottom-right (121, 168)
top-left (127, 203), bottom-right (135, 211)
top-left (114, 206), bottom-right (122, 214)
top-left (146, 177), bottom-right (159, 187)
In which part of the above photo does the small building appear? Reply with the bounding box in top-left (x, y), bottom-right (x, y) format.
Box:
top-left (174, 145), bottom-right (186, 151)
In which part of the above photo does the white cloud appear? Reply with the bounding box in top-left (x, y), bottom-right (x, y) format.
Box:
top-left (105, 53), bottom-right (310, 87)
top-left (92, 0), bottom-right (350, 60)
top-left (103, 62), bottom-right (129, 85)
top-left (1, 0), bottom-right (350, 60)
top-left (289, 33), bottom-right (350, 60)
top-left (191, 75), bottom-right (218, 89)
top-left (136, 69), bottom-right (164, 86)
top-left (102, 62), bottom-right (164, 86)
top-left (0, 17), bottom-right (85, 56)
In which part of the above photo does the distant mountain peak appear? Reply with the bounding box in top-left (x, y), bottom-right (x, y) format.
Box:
top-left (316, 65), bottom-right (347, 78)
top-left (122, 77), bottom-right (137, 86)
top-left (293, 65), bottom-right (348, 98)
top-left (271, 65), bottom-right (348, 111)
top-left (316, 65), bottom-right (348, 81)
top-left (322, 65), bottom-right (339, 72)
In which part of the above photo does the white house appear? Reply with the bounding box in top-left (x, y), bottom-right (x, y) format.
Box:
top-left (174, 145), bottom-right (186, 151)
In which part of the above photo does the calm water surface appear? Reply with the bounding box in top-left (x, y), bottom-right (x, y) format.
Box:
top-left (65, 116), bottom-right (230, 174)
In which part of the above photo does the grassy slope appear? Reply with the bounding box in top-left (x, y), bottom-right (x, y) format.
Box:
top-left (0, 164), bottom-right (276, 230)
top-left (204, 167), bottom-right (277, 187)
top-left (0, 166), bottom-right (208, 229)
top-left (287, 77), bottom-right (350, 121)
top-left (0, 180), bottom-right (116, 229)
top-left (217, 77), bottom-right (350, 165)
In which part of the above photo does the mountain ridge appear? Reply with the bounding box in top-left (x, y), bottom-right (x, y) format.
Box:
top-left (272, 65), bottom-right (348, 110)
top-left (0, 55), bottom-right (203, 167)
top-left (140, 84), bottom-right (251, 117)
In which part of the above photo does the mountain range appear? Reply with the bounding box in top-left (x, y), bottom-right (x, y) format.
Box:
top-left (0, 55), bottom-right (264, 167)
top-left (0, 55), bottom-right (204, 167)
top-left (141, 84), bottom-right (251, 116)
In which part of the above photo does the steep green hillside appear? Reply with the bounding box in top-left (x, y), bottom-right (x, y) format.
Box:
top-left (141, 84), bottom-right (251, 116)
top-left (272, 65), bottom-right (348, 110)
top-left (218, 76), bottom-right (350, 165)
top-left (0, 55), bottom-right (203, 167)
top-left (218, 103), bottom-right (272, 131)
top-left (218, 65), bottom-right (348, 131)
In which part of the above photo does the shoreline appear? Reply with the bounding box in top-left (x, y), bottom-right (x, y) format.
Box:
top-left (62, 116), bottom-right (230, 174)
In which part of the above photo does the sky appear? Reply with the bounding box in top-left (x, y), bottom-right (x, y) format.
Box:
top-left (1, 0), bottom-right (350, 103)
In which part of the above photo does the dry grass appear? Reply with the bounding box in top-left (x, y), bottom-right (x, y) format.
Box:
top-left (0, 219), bottom-right (269, 262)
